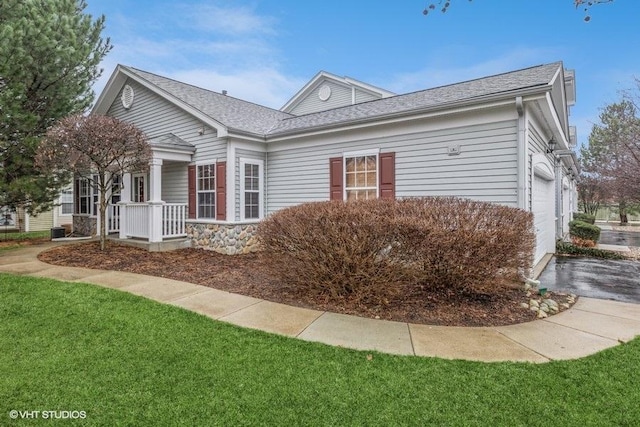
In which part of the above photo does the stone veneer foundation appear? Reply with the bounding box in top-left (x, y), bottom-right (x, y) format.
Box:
top-left (72, 215), bottom-right (97, 236)
top-left (186, 223), bottom-right (259, 255)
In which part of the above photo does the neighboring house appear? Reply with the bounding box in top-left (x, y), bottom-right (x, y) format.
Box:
top-left (84, 61), bottom-right (579, 266)
top-left (0, 187), bottom-right (73, 233)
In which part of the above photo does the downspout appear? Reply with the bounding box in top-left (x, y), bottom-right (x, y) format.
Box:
top-left (516, 97), bottom-right (527, 210)
top-left (554, 156), bottom-right (563, 239)
top-left (264, 150), bottom-right (268, 217)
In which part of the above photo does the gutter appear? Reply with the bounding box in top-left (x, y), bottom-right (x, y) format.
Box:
top-left (266, 85), bottom-right (552, 140)
top-left (516, 96), bottom-right (527, 210)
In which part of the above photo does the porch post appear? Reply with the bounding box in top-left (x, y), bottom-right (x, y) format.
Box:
top-left (148, 158), bottom-right (164, 243)
top-left (118, 172), bottom-right (131, 239)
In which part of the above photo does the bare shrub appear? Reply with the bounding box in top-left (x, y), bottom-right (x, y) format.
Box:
top-left (395, 198), bottom-right (535, 294)
top-left (258, 197), bottom-right (535, 304)
top-left (571, 236), bottom-right (596, 248)
top-left (258, 200), bottom-right (412, 305)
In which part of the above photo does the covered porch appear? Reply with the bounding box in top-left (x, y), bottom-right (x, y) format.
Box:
top-left (106, 134), bottom-right (194, 248)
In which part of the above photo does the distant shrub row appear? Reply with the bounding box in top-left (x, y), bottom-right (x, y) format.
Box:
top-left (556, 241), bottom-right (625, 260)
top-left (258, 198), bottom-right (535, 305)
top-left (572, 212), bottom-right (596, 224)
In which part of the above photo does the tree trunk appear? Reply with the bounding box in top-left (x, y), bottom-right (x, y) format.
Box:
top-left (99, 174), bottom-right (108, 251)
top-left (619, 200), bottom-right (629, 225)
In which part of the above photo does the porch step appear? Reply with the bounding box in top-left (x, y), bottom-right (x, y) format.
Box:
top-left (108, 237), bottom-right (191, 252)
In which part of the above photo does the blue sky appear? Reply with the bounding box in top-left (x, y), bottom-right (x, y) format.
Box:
top-left (85, 0), bottom-right (639, 148)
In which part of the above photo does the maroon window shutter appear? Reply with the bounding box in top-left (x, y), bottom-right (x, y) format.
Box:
top-left (188, 165), bottom-right (196, 219)
top-left (329, 157), bottom-right (343, 201)
top-left (216, 162), bottom-right (226, 220)
top-left (379, 152), bottom-right (395, 199)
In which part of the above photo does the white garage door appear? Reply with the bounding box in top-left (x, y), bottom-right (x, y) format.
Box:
top-left (533, 174), bottom-right (555, 265)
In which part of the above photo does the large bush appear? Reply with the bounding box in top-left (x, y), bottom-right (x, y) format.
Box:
top-left (569, 220), bottom-right (601, 243)
top-left (258, 198), bottom-right (535, 304)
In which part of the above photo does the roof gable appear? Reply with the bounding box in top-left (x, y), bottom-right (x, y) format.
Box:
top-left (280, 71), bottom-right (395, 115)
top-left (93, 65), bottom-right (292, 137)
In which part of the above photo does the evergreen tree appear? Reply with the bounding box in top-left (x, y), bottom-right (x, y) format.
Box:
top-left (0, 0), bottom-right (111, 214)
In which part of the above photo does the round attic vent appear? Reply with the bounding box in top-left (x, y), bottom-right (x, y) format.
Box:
top-left (318, 85), bottom-right (331, 101)
top-left (121, 84), bottom-right (134, 109)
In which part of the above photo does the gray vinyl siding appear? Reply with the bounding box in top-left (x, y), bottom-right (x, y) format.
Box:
top-left (161, 162), bottom-right (188, 204)
top-left (288, 80), bottom-right (354, 115)
top-left (235, 149), bottom-right (266, 221)
top-left (267, 120), bottom-right (519, 214)
top-left (26, 210), bottom-right (54, 231)
top-left (107, 79), bottom-right (227, 163)
top-left (526, 118), bottom-right (555, 211)
top-left (527, 119), bottom-right (551, 153)
top-left (354, 88), bottom-right (379, 104)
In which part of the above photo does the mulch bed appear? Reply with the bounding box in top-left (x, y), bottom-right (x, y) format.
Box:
top-left (38, 241), bottom-right (571, 327)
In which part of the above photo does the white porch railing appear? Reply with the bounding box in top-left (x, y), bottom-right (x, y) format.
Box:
top-left (108, 203), bottom-right (186, 240)
top-left (126, 203), bottom-right (150, 239)
top-left (108, 204), bottom-right (120, 233)
top-left (162, 203), bottom-right (186, 238)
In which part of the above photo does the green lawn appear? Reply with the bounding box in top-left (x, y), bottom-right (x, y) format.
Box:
top-left (0, 231), bottom-right (50, 241)
top-left (0, 231), bottom-right (50, 252)
top-left (1, 273), bottom-right (639, 426)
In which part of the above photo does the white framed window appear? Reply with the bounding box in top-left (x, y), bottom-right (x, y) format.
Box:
top-left (111, 174), bottom-right (122, 204)
top-left (240, 158), bottom-right (263, 221)
top-left (91, 174), bottom-right (99, 216)
top-left (132, 173), bottom-right (146, 203)
top-left (59, 186), bottom-right (74, 215)
top-left (344, 151), bottom-right (378, 201)
top-left (75, 177), bottom-right (92, 215)
top-left (197, 163), bottom-right (216, 219)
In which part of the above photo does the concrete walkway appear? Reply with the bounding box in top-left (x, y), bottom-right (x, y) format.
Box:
top-left (2, 243), bottom-right (640, 363)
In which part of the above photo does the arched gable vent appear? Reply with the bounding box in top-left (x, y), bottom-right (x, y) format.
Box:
top-left (121, 84), bottom-right (135, 109)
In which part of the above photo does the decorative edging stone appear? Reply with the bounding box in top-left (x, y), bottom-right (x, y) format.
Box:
top-left (186, 223), bottom-right (259, 255)
top-left (521, 279), bottom-right (576, 319)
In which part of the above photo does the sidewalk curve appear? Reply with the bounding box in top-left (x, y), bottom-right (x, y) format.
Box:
top-left (2, 243), bottom-right (640, 363)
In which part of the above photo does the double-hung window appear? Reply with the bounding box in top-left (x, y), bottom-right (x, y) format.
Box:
top-left (345, 153), bottom-right (378, 200)
top-left (75, 177), bottom-right (92, 215)
top-left (197, 163), bottom-right (216, 219)
top-left (240, 159), bottom-right (263, 221)
top-left (60, 187), bottom-right (74, 215)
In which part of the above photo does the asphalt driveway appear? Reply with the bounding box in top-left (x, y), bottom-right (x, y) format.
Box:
top-left (598, 230), bottom-right (640, 247)
top-left (539, 256), bottom-right (640, 304)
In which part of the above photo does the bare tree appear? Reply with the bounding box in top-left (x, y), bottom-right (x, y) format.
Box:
top-left (577, 174), bottom-right (605, 216)
top-left (582, 100), bottom-right (640, 224)
top-left (37, 114), bottom-right (151, 250)
top-left (422, 0), bottom-right (613, 21)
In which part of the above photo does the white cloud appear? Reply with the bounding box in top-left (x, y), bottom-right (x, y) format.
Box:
top-left (169, 68), bottom-right (306, 109)
top-left (384, 47), bottom-right (558, 93)
top-left (90, 1), bottom-right (289, 107)
top-left (182, 3), bottom-right (277, 36)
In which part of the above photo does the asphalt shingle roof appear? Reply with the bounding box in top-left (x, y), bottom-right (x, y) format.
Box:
top-left (125, 62), bottom-right (562, 138)
top-left (149, 133), bottom-right (195, 152)
top-left (125, 67), bottom-right (293, 135)
top-left (267, 62), bottom-right (562, 136)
